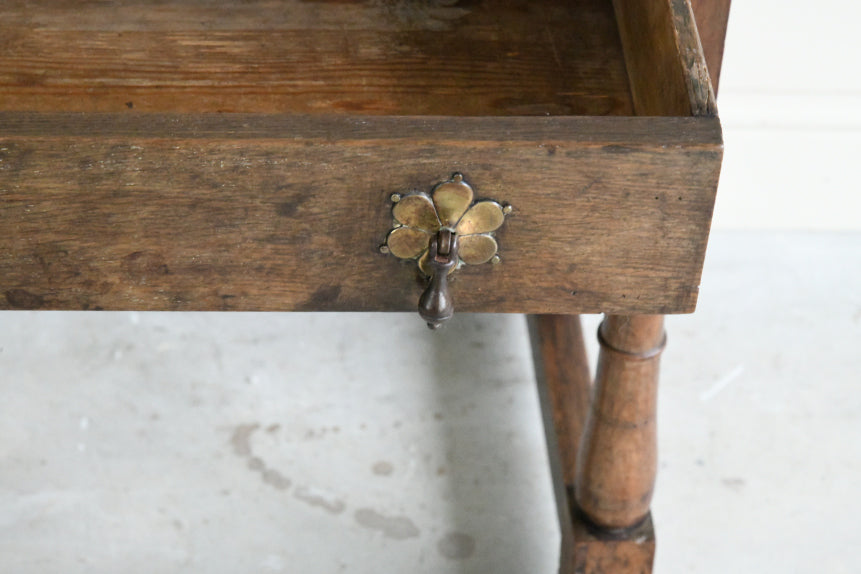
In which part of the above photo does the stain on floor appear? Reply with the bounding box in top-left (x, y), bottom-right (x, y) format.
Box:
top-left (230, 423), bottom-right (291, 491)
top-left (437, 531), bottom-right (476, 560)
top-left (372, 461), bottom-right (394, 476)
top-left (354, 508), bottom-right (420, 540)
top-left (230, 423), bottom-right (260, 457)
top-left (294, 486), bottom-right (346, 515)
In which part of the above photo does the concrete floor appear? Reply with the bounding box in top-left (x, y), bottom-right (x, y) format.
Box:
top-left (1, 230), bottom-right (860, 573)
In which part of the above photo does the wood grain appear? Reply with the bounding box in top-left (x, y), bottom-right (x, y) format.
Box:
top-left (572, 510), bottom-right (655, 574)
top-left (690, 0), bottom-right (731, 93)
top-left (0, 113), bottom-right (720, 314)
top-left (575, 315), bottom-right (664, 530)
top-left (529, 315), bottom-right (592, 487)
top-left (613, 0), bottom-right (717, 117)
top-left (0, 0), bottom-right (632, 117)
top-left (529, 315), bottom-right (593, 573)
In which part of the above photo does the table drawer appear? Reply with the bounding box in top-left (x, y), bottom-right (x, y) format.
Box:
top-left (0, 0), bottom-right (721, 315)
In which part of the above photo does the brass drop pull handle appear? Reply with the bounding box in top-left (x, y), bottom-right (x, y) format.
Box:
top-left (381, 173), bottom-right (511, 329)
top-left (418, 229), bottom-right (458, 329)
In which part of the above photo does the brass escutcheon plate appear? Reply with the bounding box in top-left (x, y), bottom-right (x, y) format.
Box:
top-left (382, 173), bottom-right (511, 276)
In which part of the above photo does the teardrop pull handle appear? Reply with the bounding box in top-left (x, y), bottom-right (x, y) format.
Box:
top-left (418, 229), bottom-right (458, 329)
top-left (381, 173), bottom-right (511, 329)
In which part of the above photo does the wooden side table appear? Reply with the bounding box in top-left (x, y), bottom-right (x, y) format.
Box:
top-left (0, 1), bottom-right (726, 571)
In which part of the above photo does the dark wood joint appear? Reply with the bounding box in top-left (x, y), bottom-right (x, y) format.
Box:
top-left (572, 499), bottom-right (656, 574)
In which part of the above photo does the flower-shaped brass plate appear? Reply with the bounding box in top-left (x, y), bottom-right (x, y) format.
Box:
top-left (383, 173), bottom-right (510, 276)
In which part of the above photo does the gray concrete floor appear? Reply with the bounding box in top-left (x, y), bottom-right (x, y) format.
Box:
top-left (2, 230), bottom-right (860, 573)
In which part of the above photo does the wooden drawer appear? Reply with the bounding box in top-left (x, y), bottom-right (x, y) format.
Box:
top-left (0, 0), bottom-right (721, 315)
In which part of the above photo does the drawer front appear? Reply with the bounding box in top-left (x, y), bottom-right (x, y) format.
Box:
top-left (0, 114), bottom-right (721, 314)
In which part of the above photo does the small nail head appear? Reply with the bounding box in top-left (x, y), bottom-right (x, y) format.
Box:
top-left (379, 244), bottom-right (390, 254)
top-left (502, 204), bottom-right (513, 215)
top-left (451, 173), bottom-right (463, 183)
top-left (490, 255), bottom-right (501, 265)
top-left (390, 193), bottom-right (401, 203)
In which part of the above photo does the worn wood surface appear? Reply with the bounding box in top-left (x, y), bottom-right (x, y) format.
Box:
top-left (690, 0), bottom-right (731, 93)
top-left (531, 314), bottom-right (664, 572)
top-left (530, 315), bottom-right (592, 487)
top-left (529, 315), bottom-right (593, 573)
top-left (613, 0), bottom-right (717, 117)
top-left (0, 0), bottom-right (632, 117)
top-left (0, 113), bottom-right (721, 314)
top-left (575, 315), bottom-right (664, 530)
top-left (560, 5), bottom-right (718, 571)
top-left (572, 508), bottom-right (655, 574)
top-left (528, 2), bottom-right (719, 570)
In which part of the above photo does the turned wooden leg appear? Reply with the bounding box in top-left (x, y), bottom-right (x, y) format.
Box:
top-left (575, 314), bottom-right (665, 530)
top-left (531, 314), bottom-right (665, 574)
top-left (561, 314), bottom-right (664, 574)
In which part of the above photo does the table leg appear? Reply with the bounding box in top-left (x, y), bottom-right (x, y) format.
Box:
top-left (531, 314), bottom-right (665, 573)
top-left (529, 315), bottom-right (592, 573)
top-left (576, 314), bottom-right (664, 530)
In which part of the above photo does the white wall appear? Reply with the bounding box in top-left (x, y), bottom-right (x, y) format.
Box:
top-left (712, 2), bottom-right (861, 230)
